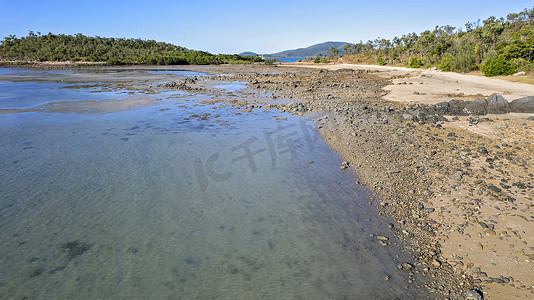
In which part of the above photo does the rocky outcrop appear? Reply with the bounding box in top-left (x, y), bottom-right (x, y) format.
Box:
top-left (463, 95), bottom-right (511, 115)
top-left (510, 96), bottom-right (534, 113)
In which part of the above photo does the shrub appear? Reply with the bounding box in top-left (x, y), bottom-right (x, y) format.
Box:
top-left (377, 57), bottom-right (386, 65)
top-left (481, 56), bottom-right (517, 77)
top-left (438, 56), bottom-right (452, 71)
top-left (409, 57), bottom-right (422, 68)
top-left (450, 52), bottom-right (477, 73)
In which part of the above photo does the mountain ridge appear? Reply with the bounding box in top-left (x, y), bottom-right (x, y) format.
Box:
top-left (240, 41), bottom-right (352, 58)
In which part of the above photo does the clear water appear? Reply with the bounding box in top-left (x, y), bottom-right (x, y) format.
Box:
top-left (0, 68), bottom-right (422, 299)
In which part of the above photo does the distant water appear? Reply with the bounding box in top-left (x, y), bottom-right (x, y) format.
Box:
top-left (0, 68), bottom-right (424, 299)
top-left (264, 57), bottom-right (307, 63)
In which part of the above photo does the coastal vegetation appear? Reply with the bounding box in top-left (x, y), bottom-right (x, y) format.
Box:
top-left (0, 32), bottom-right (263, 65)
top-left (340, 7), bottom-right (534, 76)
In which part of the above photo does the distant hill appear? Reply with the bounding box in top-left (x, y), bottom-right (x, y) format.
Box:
top-left (0, 32), bottom-right (264, 65)
top-left (268, 41), bottom-right (352, 57)
top-left (239, 51), bottom-right (259, 56)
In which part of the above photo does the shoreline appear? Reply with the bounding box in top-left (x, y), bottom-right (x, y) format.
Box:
top-left (2, 64), bottom-right (533, 298)
top-left (198, 64), bottom-right (533, 298)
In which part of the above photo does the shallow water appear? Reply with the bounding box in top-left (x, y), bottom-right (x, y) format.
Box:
top-left (0, 68), bottom-right (422, 299)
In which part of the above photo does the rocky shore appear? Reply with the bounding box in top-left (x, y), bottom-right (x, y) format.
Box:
top-left (177, 64), bottom-right (533, 299)
top-left (4, 63), bottom-right (533, 298)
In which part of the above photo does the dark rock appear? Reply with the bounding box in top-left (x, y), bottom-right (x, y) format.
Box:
top-left (465, 288), bottom-right (484, 300)
top-left (478, 147), bottom-right (488, 154)
top-left (486, 95), bottom-right (511, 114)
top-left (487, 185), bottom-right (502, 193)
top-left (510, 96), bottom-right (534, 113)
top-left (464, 98), bottom-right (488, 115)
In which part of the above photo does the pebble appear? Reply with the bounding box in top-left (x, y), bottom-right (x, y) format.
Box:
top-left (449, 172), bottom-right (462, 180)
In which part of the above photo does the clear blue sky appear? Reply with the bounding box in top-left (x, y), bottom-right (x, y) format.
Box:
top-left (0, 0), bottom-right (532, 54)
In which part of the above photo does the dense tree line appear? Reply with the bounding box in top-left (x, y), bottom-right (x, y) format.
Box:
top-left (0, 32), bottom-right (263, 65)
top-left (342, 7), bottom-right (534, 76)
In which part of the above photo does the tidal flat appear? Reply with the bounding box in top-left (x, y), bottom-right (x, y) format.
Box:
top-left (0, 66), bottom-right (432, 299)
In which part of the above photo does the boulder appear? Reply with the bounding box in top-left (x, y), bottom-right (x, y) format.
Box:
top-left (464, 98), bottom-right (488, 115)
top-left (447, 99), bottom-right (468, 115)
top-left (486, 94), bottom-right (511, 114)
top-left (510, 96), bottom-right (534, 113)
top-left (431, 100), bottom-right (468, 116)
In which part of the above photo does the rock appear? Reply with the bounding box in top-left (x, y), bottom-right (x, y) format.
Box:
top-left (447, 99), bottom-right (468, 115)
top-left (449, 172), bottom-right (462, 180)
top-left (478, 147), bottom-right (488, 154)
top-left (486, 95), bottom-right (511, 114)
top-left (487, 185), bottom-right (502, 193)
top-left (528, 116), bottom-right (534, 121)
top-left (402, 113), bottom-right (415, 120)
top-left (432, 259), bottom-right (441, 267)
top-left (510, 96), bottom-right (534, 113)
top-left (464, 98), bottom-right (488, 115)
top-left (401, 262), bottom-right (414, 270)
top-left (465, 288), bottom-right (484, 300)
top-left (376, 235), bottom-right (389, 241)
top-left (476, 243), bottom-right (484, 251)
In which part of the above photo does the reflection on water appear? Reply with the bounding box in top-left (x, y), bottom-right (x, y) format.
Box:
top-left (0, 68), bottom-right (423, 299)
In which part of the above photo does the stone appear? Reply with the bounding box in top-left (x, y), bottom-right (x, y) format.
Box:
top-left (486, 95), bottom-right (511, 114)
top-left (510, 96), bottom-right (534, 113)
top-left (464, 98), bottom-right (488, 115)
top-left (487, 185), bottom-right (502, 193)
top-left (376, 235), bottom-right (389, 241)
top-left (465, 289), bottom-right (483, 300)
top-left (449, 172), bottom-right (462, 180)
top-left (476, 243), bottom-right (484, 251)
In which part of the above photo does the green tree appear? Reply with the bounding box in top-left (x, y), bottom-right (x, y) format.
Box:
top-left (342, 44), bottom-right (351, 54)
top-left (327, 47), bottom-right (340, 57)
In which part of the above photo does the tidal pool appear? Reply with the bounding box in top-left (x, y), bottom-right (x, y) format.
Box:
top-left (0, 68), bottom-right (424, 299)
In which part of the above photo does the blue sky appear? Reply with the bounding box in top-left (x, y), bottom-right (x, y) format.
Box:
top-left (0, 0), bottom-right (532, 54)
